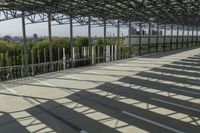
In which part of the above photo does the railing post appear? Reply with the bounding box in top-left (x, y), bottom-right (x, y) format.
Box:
top-left (62, 47), bottom-right (66, 69)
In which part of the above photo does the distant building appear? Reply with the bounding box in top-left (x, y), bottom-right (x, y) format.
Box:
top-left (131, 27), bottom-right (147, 35)
top-left (12, 36), bottom-right (22, 42)
top-left (3, 35), bottom-right (12, 41)
top-left (131, 27), bottom-right (138, 35)
top-left (140, 30), bottom-right (147, 35)
top-left (33, 33), bottom-right (38, 42)
top-left (151, 30), bottom-right (162, 35)
top-left (131, 27), bottom-right (162, 36)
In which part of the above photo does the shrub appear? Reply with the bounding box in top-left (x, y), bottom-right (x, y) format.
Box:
top-left (0, 41), bottom-right (9, 53)
top-left (52, 38), bottom-right (70, 48)
top-left (119, 39), bottom-right (125, 48)
top-left (75, 37), bottom-right (89, 47)
top-left (32, 40), bottom-right (49, 50)
top-left (8, 42), bottom-right (22, 52)
top-left (95, 38), bottom-right (125, 47)
top-left (32, 38), bottom-right (70, 50)
top-left (107, 39), bottom-right (116, 45)
top-left (95, 39), bottom-right (103, 46)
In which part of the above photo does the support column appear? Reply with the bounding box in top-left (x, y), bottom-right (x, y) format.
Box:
top-left (170, 24), bottom-right (173, 50)
top-left (22, 12), bottom-right (28, 76)
top-left (88, 17), bottom-right (92, 64)
top-left (148, 22), bottom-right (151, 53)
top-left (48, 13), bottom-right (53, 71)
top-left (70, 16), bottom-right (74, 67)
top-left (156, 24), bottom-right (159, 52)
top-left (182, 25), bottom-right (185, 48)
top-left (176, 25), bottom-right (179, 49)
top-left (103, 19), bottom-right (107, 62)
top-left (117, 20), bottom-right (120, 59)
top-left (187, 26), bottom-right (190, 47)
top-left (192, 25), bottom-right (194, 46)
top-left (196, 26), bottom-right (199, 46)
top-left (191, 25), bottom-right (194, 46)
top-left (163, 23), bottom-right (166, 51)
top-left (139, 22), bottom-right (142, 56)
top-left (128, 21), bottom-right (132, 57)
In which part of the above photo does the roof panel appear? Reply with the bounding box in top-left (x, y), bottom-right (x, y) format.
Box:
top-left (0, 0), bottom-right (199, 27)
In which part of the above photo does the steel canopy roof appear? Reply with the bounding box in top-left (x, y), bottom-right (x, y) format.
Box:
top-left (0, 0), bottom-right (200, 27)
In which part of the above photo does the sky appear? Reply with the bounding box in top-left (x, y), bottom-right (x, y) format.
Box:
top-left (0, 18), bottom-right (129, 38)
top-left (0, 18), bottom-right (196, 38)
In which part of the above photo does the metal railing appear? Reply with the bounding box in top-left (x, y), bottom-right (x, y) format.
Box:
top-left (1, 40), bottom-right (199, 81)
top-left (0, 45), bottom-right (129, 81)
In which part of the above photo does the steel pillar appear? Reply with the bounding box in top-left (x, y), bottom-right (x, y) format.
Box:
top-left (182, 25), bottom-right (185, 48)
top-left (196, 26), bottom-right (199, 46)
top-left (48, 13), bottom-right (53, 71)
top-left (176, 26), bottom-right (179, 49)
top-left (103, 19), bottom-right (107, 62)
top-left (170, 24), bottom-right (173, 50)
top-left (139, 22), bottom-right (142, 56)
top-left (192, 25), bottom-right (194, 46)
top-left (128, 21), bottom-right (132, 57)
top-left (156, 24), bottom-right (159, 52)
top-left (22, 12), bottom-right (28, 76)
top-left (187, 26), bottom-right (190, 47)
top-left (148, 22), bottom-right (151, 53)
top-left (88, 17), bottom-right (92, 64)
top-left (70, 16), bottom-right (74, 67)
top-left (117, 20), bottom-right (120, 59)
top-left (163, 24), bottom-right (166, 51)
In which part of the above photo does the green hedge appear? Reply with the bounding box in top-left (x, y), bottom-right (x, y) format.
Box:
top-left (0, 41), bottom-right (9, 53)
top-left (0, 38), bottom-right (126, 52)
top-left (94, 38), bottom-right (125, 47)
top-left (75, 37), bottom-right (89, 47)
top-left (0, 41), bottom-right (22, 53)
top-left (32, 38), bottom-right (70, 50)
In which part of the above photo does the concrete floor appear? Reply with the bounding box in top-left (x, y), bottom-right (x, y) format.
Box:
top-left (0, 47), bottom-right (200, 133)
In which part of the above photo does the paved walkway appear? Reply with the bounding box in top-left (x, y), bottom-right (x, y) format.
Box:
top-left (0, 47), bottom-right (200, 133)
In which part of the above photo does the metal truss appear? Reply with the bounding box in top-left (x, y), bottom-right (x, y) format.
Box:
top-left (0, 0), bottom-right (200, 28)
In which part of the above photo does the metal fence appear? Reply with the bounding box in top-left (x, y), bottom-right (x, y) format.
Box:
top-left (125, 35), bottom-right (200, 55)
top-left (1, 35), bottom-right (200, 81)
top-left (0, 45), bottom-right (128, 81)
